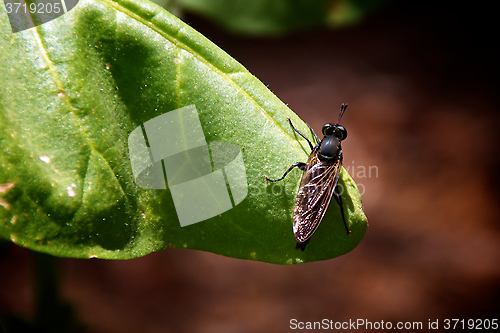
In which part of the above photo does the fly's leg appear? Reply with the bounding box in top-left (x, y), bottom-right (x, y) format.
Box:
top-left (264, 162), bottom-right (306, 182)
top-left (295, 239), bottom-right (309, 251)
top-left (306, 123), bottom-right (320, 145)
top-left (333, 150), bottom-right (350, 235)
top-left (333, 184), bottom-right (351, 235)
top-left (287, 118), bottom-right (315, 151)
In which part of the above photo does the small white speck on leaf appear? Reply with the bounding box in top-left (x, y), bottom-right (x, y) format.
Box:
top-left (0, 198), bottom-right (9, 209)
top-left (0, 182), bottom-right (14, 194)
top-left (67, 186), bottom-right (76, 197)
top-left (39, 155), bottom-right (50, 163)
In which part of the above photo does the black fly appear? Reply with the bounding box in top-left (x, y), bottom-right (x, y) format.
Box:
top-left (265, 103), bottom-right (351, 250)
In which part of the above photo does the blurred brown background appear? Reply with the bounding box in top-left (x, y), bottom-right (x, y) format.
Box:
top-left (1, 1), bottom-right (499, 332)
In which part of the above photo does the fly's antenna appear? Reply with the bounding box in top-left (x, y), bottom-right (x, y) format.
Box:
top-left (337, 103), bottom-right (348, 124)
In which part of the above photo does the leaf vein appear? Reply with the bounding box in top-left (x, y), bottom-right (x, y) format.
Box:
top-left (101, 0), bottom-right (304, 149)
top-left (29, 26), bottom-right (128, 201)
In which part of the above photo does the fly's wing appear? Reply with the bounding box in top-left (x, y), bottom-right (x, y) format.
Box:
top-left (293, 152), bottom-right (342, 243)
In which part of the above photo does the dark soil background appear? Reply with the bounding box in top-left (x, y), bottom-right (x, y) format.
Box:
top-left (1, 1), bottom-right (499, 332)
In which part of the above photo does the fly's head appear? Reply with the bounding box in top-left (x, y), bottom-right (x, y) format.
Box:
top-left (322, 123), bottom-right (347, 141)
top-left (318, 123), bottom-right (347, 158)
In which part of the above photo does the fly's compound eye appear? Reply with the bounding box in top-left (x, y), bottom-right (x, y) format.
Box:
top-left (335, 125), bottom-right (348, 140)
top-left (322, 123), bottom-right (335, 136)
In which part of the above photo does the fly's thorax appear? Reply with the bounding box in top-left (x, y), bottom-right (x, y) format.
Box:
top-left (318, 136), bottom-right (340, 159)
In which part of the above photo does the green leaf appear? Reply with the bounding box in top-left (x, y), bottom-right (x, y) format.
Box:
top-left (0, 0), bottom-right (367, 264)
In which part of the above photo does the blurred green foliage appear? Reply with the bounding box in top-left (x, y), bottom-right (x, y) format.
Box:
top-left (154, 0), bottom-right (389, 35)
